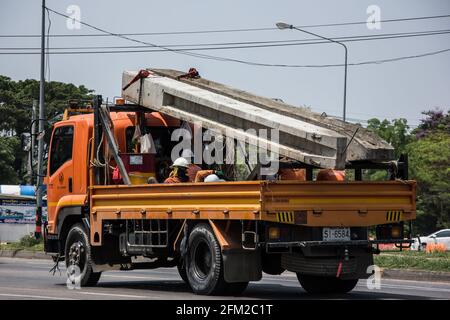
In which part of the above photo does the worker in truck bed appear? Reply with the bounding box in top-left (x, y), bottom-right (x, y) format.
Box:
top-left (164, 157), bottom-right (190, 183)
top-left (195, 169), bottom-right (227, 182)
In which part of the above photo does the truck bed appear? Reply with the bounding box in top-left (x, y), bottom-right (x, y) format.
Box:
top-left (89, 180), bottom-right (416, 245)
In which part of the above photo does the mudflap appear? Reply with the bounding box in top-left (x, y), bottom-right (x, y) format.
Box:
top-left (222, 248), bottom-right (262, 283)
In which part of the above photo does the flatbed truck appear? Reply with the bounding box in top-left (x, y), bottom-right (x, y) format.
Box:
top-left (43, 94), bottom-right (416, 295)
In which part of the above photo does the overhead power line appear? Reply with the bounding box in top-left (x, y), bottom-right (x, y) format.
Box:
top-left (42, 7), bottom-right (256, 65)
top-left (2, 44), bottom-right (449, 68)
top-left (2, 29), bottom-right (450, 51)
top-left (1, 13), bottom-right (449, 38)
top-left (3, 7), bottom-right (448, 69)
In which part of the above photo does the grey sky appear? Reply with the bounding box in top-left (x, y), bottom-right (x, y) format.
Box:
top-left (1, 0), bottom-right (449, 127)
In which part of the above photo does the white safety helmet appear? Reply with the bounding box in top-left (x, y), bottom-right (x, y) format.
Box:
top-left (204, 174), bottom-right (225, 182)
top-left (171, 157), bottom-right (189, 169)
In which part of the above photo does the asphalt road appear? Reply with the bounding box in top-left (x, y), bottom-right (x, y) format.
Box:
top-left (0, 257), bottom-right (449, 300)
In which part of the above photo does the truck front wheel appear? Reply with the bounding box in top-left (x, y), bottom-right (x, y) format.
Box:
top-left (65, 223), bottom-right (101, 287)
top-left (297, 274), bottom-right (358, 294)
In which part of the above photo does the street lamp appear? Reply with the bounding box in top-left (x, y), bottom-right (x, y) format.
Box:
top-left (276, 22), bottom-right (348, 122)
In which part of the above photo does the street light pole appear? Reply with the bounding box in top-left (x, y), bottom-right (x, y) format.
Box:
top-left (276, 22), bottom-right (348, 122)
top-left (36, 0), bottom-right (46, 239)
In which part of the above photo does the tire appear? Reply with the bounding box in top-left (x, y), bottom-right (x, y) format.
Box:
top-left (262, 253), bottom-right (285, 275)
top-left (177, 260), bottom-right (189, 285)
top-left (65, 223), bottom-right (101, 287)
top-left (186, 223), bottom-right (228, 295)
top-left (297, 274), bottom-right (358, 294)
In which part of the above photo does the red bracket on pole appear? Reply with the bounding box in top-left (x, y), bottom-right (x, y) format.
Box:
top-left (122, 69), bottom-right (151, 91)
top-left (177, 68), bottom-right (200, 80)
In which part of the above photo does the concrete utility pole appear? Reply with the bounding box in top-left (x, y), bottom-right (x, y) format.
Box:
top-left (276, 22), bottom-right (348, 122)
top-left (28, 100), bottom-right (37, 185)
top-left (35, 0), bottom-right (46, 239)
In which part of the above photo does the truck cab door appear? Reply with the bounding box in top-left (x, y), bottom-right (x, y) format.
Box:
top-left (46, 124), bottom-right (75, 233)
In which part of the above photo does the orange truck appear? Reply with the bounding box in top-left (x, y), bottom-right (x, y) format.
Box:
top-left (43, 96), bottom-right (416, 295)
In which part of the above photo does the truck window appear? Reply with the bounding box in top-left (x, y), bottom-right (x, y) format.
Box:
top-left (125, 126), bottom-right (177, 157)
top-left (49, 125), bottom-right (74, 175)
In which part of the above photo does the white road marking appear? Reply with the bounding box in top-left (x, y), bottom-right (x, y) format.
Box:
top-left (103, 274), bottom-right (176, 280)
top-left (0, 293), bottom-right (75, 300)
top-left (364, 283), bottom-right (450, 293)
top-left (76, 291), bottom-right (155, 299)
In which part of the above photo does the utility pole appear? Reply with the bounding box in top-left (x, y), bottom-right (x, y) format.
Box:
top-left (276, 22), bottom-right (348, 122)
top-left (28, 100), bottom-right (37, 185)
top-left (35, 0), bottom-right (46, 239)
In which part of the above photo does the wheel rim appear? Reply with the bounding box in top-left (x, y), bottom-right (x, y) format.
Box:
top-left (193, 240), bottom-right (212, 280)
top-left (68, 240), bottom-right (86, 270)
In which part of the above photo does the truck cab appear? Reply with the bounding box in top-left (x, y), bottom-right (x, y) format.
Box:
top-left (45, 108), bottom-right (180, 252)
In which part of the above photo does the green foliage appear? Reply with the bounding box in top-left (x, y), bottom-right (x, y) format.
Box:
top-left (374, 251), bottom-right (450, 272)
top-left (0, 234), bottom-right (44, 252)
top-left (364, 118), bottom-right (408, 181)
top-left (407, 132), bottom-right (450, 232)
top-left (19, 234), bottom-right (43, 247)
top-left (413, 109), bottom-right (450, 138)
top-left (367, 111), bottom-right (449, 234)
top-left (367, 117), bottom-right (412, 157)
top-left (0, 75), bottom-right (94, 184)
top-left (0, 136), bottom-right (21, 184)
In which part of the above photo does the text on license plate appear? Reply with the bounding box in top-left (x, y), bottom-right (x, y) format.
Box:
top-left (322, 227), bottom-right (351, 241)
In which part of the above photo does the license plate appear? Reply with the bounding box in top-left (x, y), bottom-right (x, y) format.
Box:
top-left (323, 227), bottom-right (351, 241)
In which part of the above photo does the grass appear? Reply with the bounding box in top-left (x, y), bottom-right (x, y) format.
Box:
top-left (374, 250), bottom-right (450, 272)
top-left (0, 234), bottom-right (44, 252)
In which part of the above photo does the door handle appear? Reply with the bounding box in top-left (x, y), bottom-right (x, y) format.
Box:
top-left (68, 177), bottom-right (73, 193)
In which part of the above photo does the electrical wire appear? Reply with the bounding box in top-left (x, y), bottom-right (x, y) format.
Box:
top-left (2, 44), bottom-right (449, 69)
top-left (43, 7), bottom-right (248, 64)
top-left (1, 13), bottom-right (449, 38)
top-left (3, 7), bottom-right (449, 69)
top-left (2, 29), bottom-right (450, 51)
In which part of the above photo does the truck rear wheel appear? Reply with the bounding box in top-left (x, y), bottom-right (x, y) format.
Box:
top-left (65, 223), bottom-right (101, 287)
top-left (186, 223), bottom-right (226, 295)
top-left (297, 274), bottom-right (358, 294)
top-left (177, 260), bottom-right (189, 285)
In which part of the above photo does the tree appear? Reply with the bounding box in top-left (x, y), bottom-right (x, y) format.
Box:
top-left (366, 117), bottom-right (412, 157)
top-left (407, 132), bottom-right (450, 233)
top-left (413, 109), bottom-right (450, 138)
top-left (364, 118), bottom-right (412, 181)
top-left (408, 108), bottom-right (450, 234)
top-left (0, 75), bottom-right (94, 184)
top-left (0, 136), bottom-right (21, 184)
